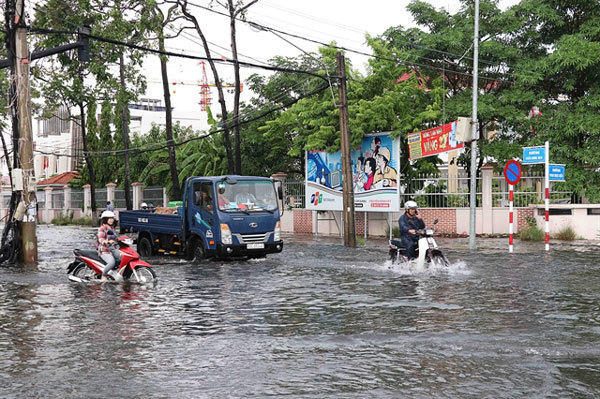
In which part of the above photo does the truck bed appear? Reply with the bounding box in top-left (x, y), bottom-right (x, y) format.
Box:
top-left (119, 209), bottom-right (183, 236)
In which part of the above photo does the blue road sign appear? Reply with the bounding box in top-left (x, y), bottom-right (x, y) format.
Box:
top-left (504, 159), bottom-right (522, 185)
top-left (523, 146), bottom-right (546, 164)
top-left (549, 164), bottom-right (565, 181)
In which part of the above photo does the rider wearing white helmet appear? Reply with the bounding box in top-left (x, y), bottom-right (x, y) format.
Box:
top-left (398, 200), bottom-right (426, 259)
top-left (98, 210), bottom-right (120, 281)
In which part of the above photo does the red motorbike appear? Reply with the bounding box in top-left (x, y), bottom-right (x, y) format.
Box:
top-left (67, 234), bottom-right (157, 284)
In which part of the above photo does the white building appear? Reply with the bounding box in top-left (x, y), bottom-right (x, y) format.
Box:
top-left (0, 98), bottom-right (206, 187)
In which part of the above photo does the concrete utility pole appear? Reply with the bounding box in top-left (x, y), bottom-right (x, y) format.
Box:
top-left (15, 0), bottom-right (38, 262)
top-left (469, 0), bottom-right (480, 250)
top-left (336, 52), bottom-right (356, 247)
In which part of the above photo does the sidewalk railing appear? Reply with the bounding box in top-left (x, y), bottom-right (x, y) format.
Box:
top-left (282, 170), bottom-right (581, 209)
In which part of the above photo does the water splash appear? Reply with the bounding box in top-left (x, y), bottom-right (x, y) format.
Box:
top-left (379, 258), bottom-right (471, 276)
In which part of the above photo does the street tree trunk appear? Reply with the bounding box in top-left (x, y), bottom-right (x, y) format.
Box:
top-left (119, 54), bottom-right (133, 210)
top-left (78, 102), bottom-right (97, 217)
top-left (179, 1), bottom-right (235, 174)
top-left (159, 35), bottom-right (181, 199)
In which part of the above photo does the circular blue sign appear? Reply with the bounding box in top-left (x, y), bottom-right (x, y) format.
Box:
top-left (504, 160), bottom-right (522, 185)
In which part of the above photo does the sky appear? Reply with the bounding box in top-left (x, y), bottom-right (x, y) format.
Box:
top-left (140, 0), bottom-right (519, 131)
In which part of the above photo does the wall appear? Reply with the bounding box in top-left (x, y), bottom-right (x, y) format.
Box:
top-left (282, 205), bottom-right (600, 239)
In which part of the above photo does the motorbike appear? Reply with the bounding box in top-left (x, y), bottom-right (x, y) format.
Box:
top-left (67, 233), bottom-right (157, 284)
top-left (389, 219), bottom-right (450, 268)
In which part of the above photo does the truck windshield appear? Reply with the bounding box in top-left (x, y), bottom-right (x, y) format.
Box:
top-left (217, 180), bottom-right (278, 213)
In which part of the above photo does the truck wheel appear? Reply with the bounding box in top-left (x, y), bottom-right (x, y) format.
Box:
top-left (187, 237), bottom-right (205, 262)
top-left (138, 236), bottom-right (153, 258)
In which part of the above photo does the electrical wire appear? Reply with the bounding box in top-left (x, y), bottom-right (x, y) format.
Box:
top-left (32, 82), bottom-right (331, 159)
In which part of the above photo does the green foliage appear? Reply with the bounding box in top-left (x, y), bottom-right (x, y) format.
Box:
top-left (553, 226), bottom-right (577, 241)
top-left (514, 186), bottom-right (542, 207)
top-left (51, 211), bottom-right (93, 226)
top-left (519, 216), bottom-right (544, 241)
top-left (447, 188), bottom-right (469, 207)
top-left (385, 225), bottom-right (401, 238)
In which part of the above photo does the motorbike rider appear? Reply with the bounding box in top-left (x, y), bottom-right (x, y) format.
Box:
top-left (398, 200), bottom-right (426, 260)
top-left (97, 210), bottom-right (121, 281)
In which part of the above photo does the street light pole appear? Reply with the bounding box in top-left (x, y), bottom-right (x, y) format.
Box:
top-left (469, 0), bottom-right (480, 250)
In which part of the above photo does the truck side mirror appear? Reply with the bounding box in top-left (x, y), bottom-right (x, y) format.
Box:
top-left (277, 185), bottom-right (283, 200)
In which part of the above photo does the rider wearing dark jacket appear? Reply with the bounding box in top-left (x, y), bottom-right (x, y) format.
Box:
top-left (399, 200), bottom-right (426, 259)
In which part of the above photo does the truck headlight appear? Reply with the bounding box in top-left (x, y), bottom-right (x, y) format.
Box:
top-left (220, 224), bottom-right (232, 245)
top-left (274, 221), bottom-right (281, 242)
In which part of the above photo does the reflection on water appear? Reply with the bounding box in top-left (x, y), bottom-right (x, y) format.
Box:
top-left (0, 226), bottom-right (599, 398)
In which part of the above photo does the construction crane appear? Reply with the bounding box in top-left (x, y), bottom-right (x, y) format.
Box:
top-left (148, 62), bottom-right (243, 111)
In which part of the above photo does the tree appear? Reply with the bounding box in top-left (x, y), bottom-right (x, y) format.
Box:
top-left (240, 53), bottom-right (328, 177)
top-left (507, 0), bottom-right (600, 201)
top-left (175, 0), bottom-right (235, 173)
top-left (147, 1), bottom-right (186, 200)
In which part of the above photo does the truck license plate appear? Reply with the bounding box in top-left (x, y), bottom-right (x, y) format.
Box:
top-left (247, 243), bottom-right (265, 249)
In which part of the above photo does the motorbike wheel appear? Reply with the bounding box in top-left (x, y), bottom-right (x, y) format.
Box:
top-left (137, 236), bottom-right (153, 258)
top-left (127, 266), bottom-right (156, 283)
top-left (71, 262), bottom-right (96, 281)
top-left (432, 255), bottom-right (450, 268)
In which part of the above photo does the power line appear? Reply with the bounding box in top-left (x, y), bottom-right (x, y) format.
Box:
top-left (186, 1), bottom-right (537, 84)
top-left (27, 27), bottom-right (333, 83)
top-left (33, 82), bottom-right (331, 159)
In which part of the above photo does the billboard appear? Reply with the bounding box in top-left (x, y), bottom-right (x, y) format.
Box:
top-left (408, 120), bottom-right (464, 160)
top-left (305, 133), bottom-right (400, 212)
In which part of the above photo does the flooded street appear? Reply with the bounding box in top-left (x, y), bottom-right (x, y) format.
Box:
top-left (1, 225), bottom-right (600, 398)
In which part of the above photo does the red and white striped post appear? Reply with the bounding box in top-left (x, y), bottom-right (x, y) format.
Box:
top-left (544, 141), bottom-right (550, 251)
top-left (509, 184), bottom-right (514, 253)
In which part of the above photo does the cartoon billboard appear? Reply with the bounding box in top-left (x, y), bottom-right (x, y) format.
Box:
top-left (305, 133), bottom-right (400, 212)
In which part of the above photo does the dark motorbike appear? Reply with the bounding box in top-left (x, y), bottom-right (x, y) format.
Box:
top-left (389, 219), bottom-right (449, 267)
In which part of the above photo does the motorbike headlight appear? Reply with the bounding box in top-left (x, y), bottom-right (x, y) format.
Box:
top-left (274, 221), bottom-right (281, 242)
top-left (220, 224), bottom-right (232, 245)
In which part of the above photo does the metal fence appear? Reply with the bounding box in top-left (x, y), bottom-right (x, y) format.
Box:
top-left (93, 188), bottom-right (108, 209)
top-left (284, 180), bottom-right (305, 208)
top-left (71, 189), bottom-right (83, 210)
top-left (114, 188), bottom-right (134, 209)
top-left (283, 172), bottom-right (580, 209)
top-left (404, 173), bottom-right (481, 208)
top-left (143, 186), bottom-right (165, 207)
top-left (50, 190), bottom-right (64, 209)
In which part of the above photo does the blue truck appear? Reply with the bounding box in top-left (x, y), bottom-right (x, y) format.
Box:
top-left (119, 176), bottom-right (284, 260)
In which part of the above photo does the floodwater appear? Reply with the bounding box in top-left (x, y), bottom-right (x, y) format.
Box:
top-left (1, 225), bottom-right (600, 398)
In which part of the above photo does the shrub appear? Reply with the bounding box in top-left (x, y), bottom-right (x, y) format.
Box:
top-left (51, 212), bottom-right (93, 226)
top-left (385, 225), bottom-right (400, 238)
top-left (519, 216), bottom-right (544, 241)
top-left (553, 226), bottom-right (576, 241)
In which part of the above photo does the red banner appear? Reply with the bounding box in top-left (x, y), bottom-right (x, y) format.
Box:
top-left (408, 120), bottom-right (464, 160)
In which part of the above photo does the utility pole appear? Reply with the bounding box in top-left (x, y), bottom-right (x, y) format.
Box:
top-left (468, 0), bottom-right (480, 250)
top-left (15, 0), bottom-right (37, 262)
top-left (336, 52), bottom-right (356, 247)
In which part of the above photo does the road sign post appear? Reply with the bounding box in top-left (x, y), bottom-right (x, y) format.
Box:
top-left (504, 160), bottom-right (522, 253)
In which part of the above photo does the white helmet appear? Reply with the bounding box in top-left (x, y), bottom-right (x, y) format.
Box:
top-left (404, 200), bottom-right (418, 210)
top-left (101, 210), bottom-right (115, 219)
top-left (140, 202), bottom-right (148, 209)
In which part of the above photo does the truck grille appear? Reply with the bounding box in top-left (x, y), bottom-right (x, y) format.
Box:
top-left (234, 233), bottom-right (270, 243)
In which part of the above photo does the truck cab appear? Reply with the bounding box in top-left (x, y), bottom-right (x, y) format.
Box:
top-left (119, 175), bottom-right (284, 260)
top-left (184, 175), bottom-right (283, 259)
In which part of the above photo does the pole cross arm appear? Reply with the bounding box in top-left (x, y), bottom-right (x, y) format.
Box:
top-left (0, 26), bottom-right (91, 69)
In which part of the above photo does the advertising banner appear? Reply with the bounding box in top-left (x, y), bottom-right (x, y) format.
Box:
top-left (305, 133), bottom-right (400, 212)
top-left (408, 120), bottom-right (464, 160)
